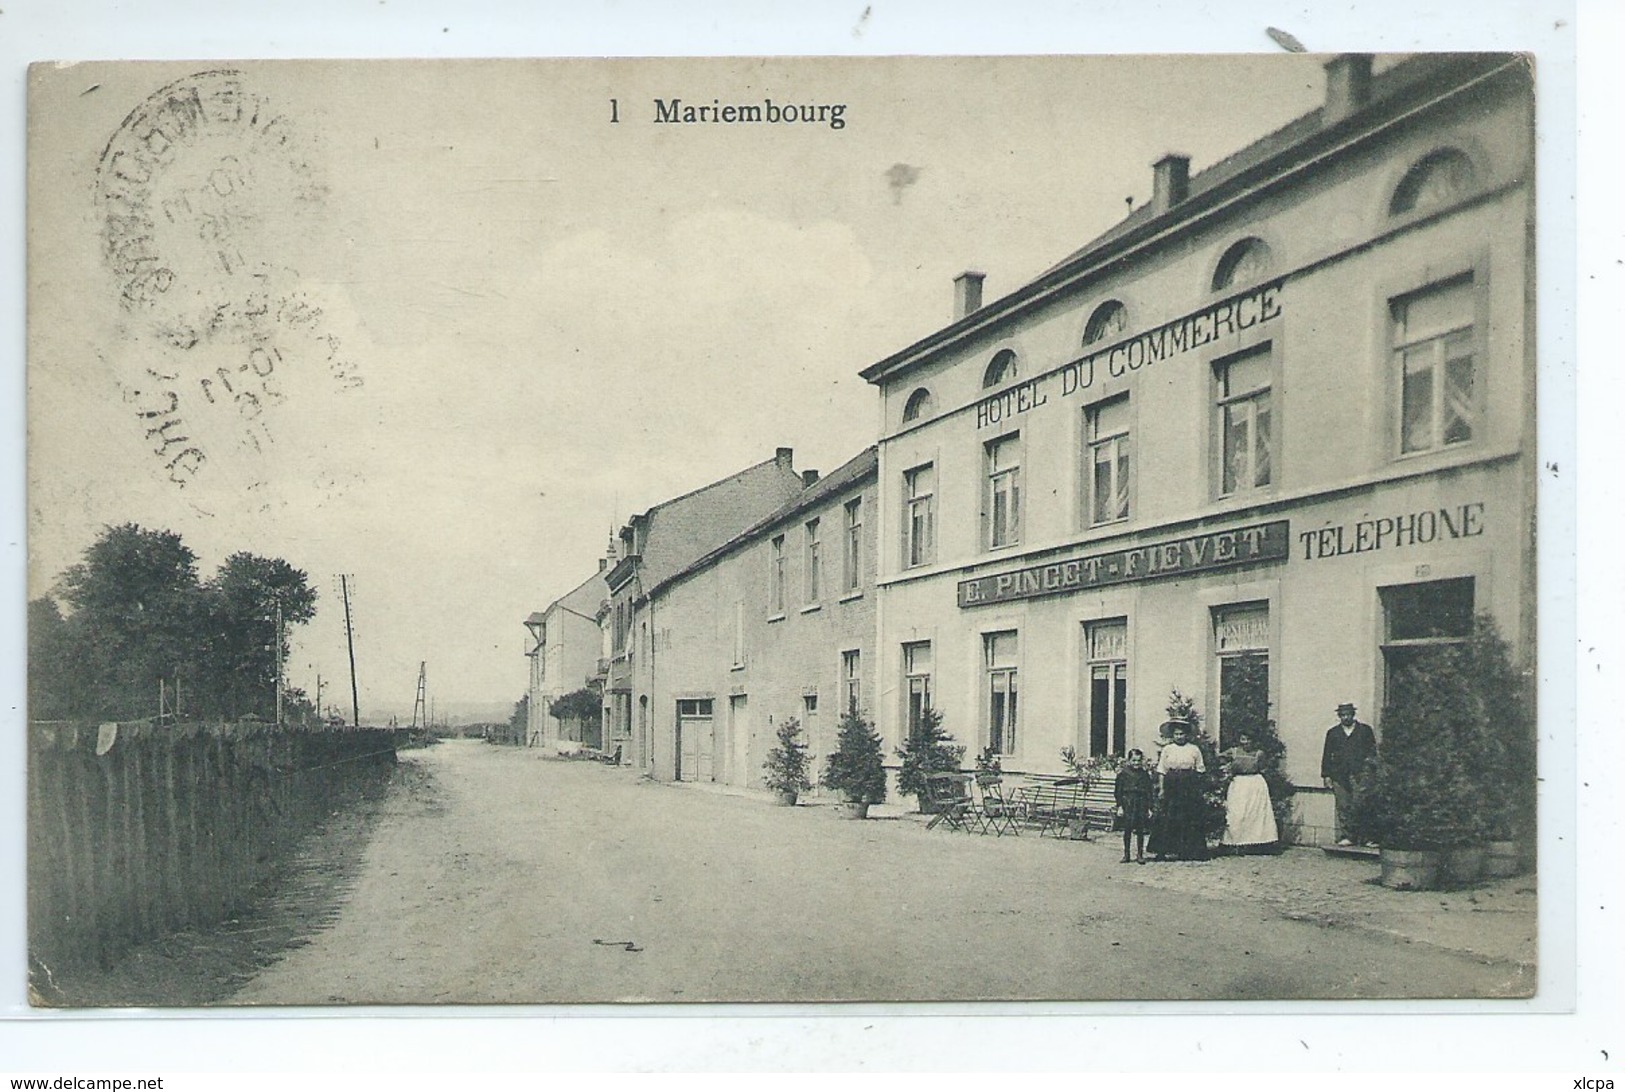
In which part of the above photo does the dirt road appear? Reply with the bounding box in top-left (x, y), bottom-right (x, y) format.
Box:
top-left (230, 739), bottom-right (1529, 1004)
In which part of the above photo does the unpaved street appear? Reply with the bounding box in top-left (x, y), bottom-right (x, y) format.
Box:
top-left (231, 739), bottom-right (1529, 1004)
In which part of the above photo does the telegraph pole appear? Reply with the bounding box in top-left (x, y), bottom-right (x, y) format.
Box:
top-left (340, 574), bottom-right (361, 727)
top-left (275, 598), bottom-right (285, 726)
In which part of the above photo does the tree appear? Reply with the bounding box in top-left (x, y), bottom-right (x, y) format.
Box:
top-left (821, 709), bottom-right (888, 804)
top-left (32, 524), bottom-right (318, 721)
top-left (199, 552), bottom-right (318, 719)
top-left (762, 717), bottom-right (813, 797)
top-left (895, 705), bottom-right (965, 808)
top-left (26, 598), bottom-right (76, 720)
top-left (54, 523), bottom-right (206, 719)
top-left (509, 694), bottom-right (530, 737)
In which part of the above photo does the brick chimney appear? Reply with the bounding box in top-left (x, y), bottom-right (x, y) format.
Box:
top-left (1323, 54), bottom-right (1374, 126)
top-left (1151, 153), bottom-right (1191, 215)
top-left (954, 271), bottom-right (985, 319)
top-left (802, 469), bottom-right (820, 486)
top-left (775, 446), bottom-right (794, 471)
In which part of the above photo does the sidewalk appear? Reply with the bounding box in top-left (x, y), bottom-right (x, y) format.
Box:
top-left (633, 761), bottom-right (1537, 972)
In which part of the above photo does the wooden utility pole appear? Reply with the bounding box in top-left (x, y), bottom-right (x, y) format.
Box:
top-left (274, 598), bottom-right (285, 726)
top-left (340, 574), bottom-right (360, 727)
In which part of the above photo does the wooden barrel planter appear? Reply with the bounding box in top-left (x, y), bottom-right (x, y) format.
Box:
top-left (835, 800), bottom-right (870, 820)
top-left (1379, 847), bottom-right (1440, 890)
top-left (772, 791), bottom-right (798, 807)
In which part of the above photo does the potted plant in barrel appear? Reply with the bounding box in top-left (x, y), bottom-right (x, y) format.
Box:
top-left (895, 705), bottom-right (965, 814)
top-left (762, 716), bottom-right (812, 806)
top-left (1371, 614), bottom-right (1521, 889)
top-left (822, 708), bottom-right (887, 819)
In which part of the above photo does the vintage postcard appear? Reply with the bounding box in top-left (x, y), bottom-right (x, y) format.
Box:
top-left (25, 54), bottom-right (1541, 1008)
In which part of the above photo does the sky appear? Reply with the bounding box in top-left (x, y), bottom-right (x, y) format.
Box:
top-left (25, 53), bottom-right (1348, 717)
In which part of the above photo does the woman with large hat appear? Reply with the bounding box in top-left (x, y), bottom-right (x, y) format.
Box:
top-left (1149, 718), bottom-right (1210, 861)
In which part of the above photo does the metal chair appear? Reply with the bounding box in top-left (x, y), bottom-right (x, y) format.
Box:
top-left (973, 772), bottom-right (1022, 836)
top-left (922, 771), bottom-right (974, 832)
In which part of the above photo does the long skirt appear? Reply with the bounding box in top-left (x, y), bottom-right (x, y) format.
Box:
top-left (1150, 769), bottom-right (1210, 861)
top-left (1220, 773), bottom-right (1279, 849)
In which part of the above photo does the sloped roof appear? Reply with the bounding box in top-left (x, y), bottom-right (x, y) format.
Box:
top-left (860, 53), bottom-right (1529, 387)
top-left (651, 445), bottom-right (878, 598)
top-left (633, 455), bottom-right (808, 591)
top-left (551, 569), bottom-right (608, 621)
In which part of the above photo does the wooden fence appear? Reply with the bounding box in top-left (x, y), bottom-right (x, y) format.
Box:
top-left (26, 719), bottom-right (400, 975)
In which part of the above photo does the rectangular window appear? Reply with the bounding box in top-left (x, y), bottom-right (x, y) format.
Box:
top-left (732, 600), bottom-right (745, 668)
top-left (842, 498), bottom-right (863, 593)
top-left (769, 535), bottom-right (786, 614)
top-left (903, 463), bottom-right (936, 568)
top-left (841, 650), bottom-right (861, 715)
top-left (1394, 275), bottom-right (1475, 455)
top-left (1216, 345), bottom-right (1273, 495)
top-left (984, 630), bottom-right (1019, 755)
top-left (985, 434), bottom-right (1022, 549)
top-left (902, 641), bottom-right (933, 735)
top-left (803, 693), bottom-right (820, 768)
top-left (1213, 604), bottom-right (1270, 749)
top-left (1084, 620), bottom-right (1128, 756)
top-left (1379, 577), bottom-right (1475, 703)
top-left (1085, 396), bottom-right (1131, 527)
top-left (804, 518), bottom-right (821, 605)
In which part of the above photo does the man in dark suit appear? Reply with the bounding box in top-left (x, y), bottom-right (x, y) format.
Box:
top-left (1321, 702), bottom-right (1378, 846)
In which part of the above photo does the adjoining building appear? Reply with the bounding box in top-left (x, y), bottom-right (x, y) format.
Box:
top-left (859, 54), bottom-right (1535, 843)
top-left (639, 447), bottom-right (877, 789)
top-left (523, 568), bottom-right (610, 753)
top-left (603, 449), bottom-right (810, 773)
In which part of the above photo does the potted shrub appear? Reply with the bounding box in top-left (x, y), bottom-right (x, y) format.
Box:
top-left (822, 708), bottom-right (887, 819)
top-left (1371, 615), bottom-right (1525, 889)
top-left (762, 717), bottom-right (812, 806)
top-left (895, 705), bottom-right (965, 814)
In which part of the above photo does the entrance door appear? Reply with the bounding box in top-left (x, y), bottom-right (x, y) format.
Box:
top-left (676, 699), bottom-right (715, 782)
top-left (728, 695), bottom-right (749, 786)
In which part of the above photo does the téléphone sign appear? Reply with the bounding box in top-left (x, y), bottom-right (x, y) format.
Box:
top-left (957, 520), bottom-right (1290, 607)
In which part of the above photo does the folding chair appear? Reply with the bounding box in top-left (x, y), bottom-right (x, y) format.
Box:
top-left (973, 773), bottom-right (1022, 836)
top-left (922, 772), bottom-right (974, 832)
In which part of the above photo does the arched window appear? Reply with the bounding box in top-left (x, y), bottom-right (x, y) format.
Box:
top-left (1212, 237), bottom-right (1274, 292)
top-left (902, 387), bottom-right (935, 422)
top-left (1390, 148), bottom-right (1476, 216)
top-left (982, 348), bottom-right (1019, 388)
top-left (1083, 300), bottom-right (1128, 346)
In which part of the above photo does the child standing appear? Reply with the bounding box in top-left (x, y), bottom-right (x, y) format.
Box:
top-left (1114, 749), bottom-right (1154, 863)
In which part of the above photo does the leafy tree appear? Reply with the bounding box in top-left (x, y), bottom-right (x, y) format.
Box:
top-left (895, 705), bottom-right (965, 807)
top-left (26, 598), bottom-right (77, 720)
top-left (54, 524), bottom-right (206, 719)
top-left (200, 552), bottom-right (318, 719)
top-left (509, 694), bottom-right (530, 736)
top-left (31, 523), bottom-right (317, 721)
top-left (548, 687), bottom-right (602, 724)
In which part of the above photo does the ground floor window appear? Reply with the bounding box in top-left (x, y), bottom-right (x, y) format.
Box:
top-left (1213, 603), bottom-right (1270, 749)
top-left (1379, 576), bottom-right (1475, 704)
top-left (1084, 619), bottom-right (1128, 756)
top-left (841, 650), bottom-right (861, 716)
top-left (984, 630), bottom-right (1019, 756)
top-left (903, 641), bottom-right (932, 732)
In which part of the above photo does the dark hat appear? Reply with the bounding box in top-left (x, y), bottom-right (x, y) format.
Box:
top-left (1161, 718), bottom-right (1192, 733)
top-left (1336, 702), bottom-right (1357, 713)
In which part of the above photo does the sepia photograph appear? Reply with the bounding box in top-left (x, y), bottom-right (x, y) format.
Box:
top-left (23, 48), bottom-right (1545, 1011)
